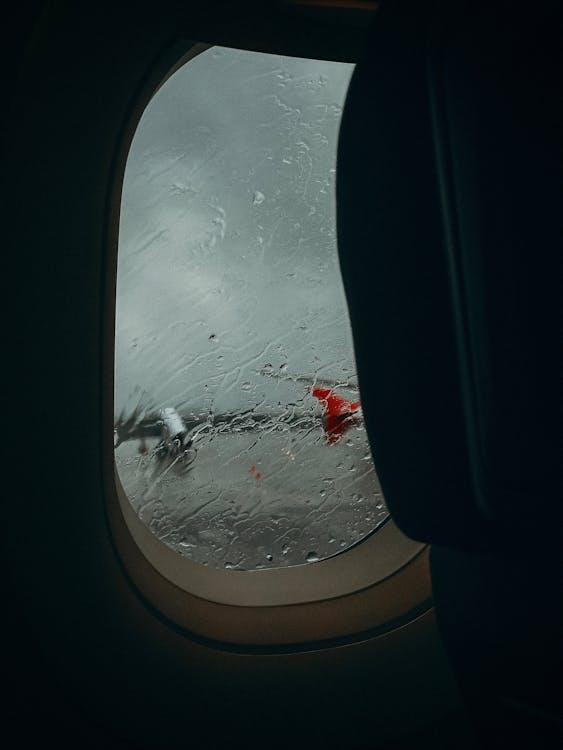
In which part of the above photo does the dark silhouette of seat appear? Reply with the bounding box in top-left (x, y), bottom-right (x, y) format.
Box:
top-left (336, 1), bottom-right (561, 745)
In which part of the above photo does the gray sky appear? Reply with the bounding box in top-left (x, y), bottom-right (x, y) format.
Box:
top-left (115, 47), bottom-right (356, 420)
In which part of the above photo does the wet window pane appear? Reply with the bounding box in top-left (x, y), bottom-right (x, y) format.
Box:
top-left (115, 46), bottom-right (388, 570)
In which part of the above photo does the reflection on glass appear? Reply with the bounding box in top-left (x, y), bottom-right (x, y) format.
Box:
top-left (115, 47), bottom-right (388, 569)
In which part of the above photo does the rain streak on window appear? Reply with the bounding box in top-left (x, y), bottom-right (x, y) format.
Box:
top-left (114, 46), bottom-right (388, 570)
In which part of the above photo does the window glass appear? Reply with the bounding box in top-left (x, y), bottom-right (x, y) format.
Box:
top-left (115, 46), bottom-right (388, 569)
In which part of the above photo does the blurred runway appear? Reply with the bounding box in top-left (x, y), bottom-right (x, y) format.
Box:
top-left (115, 418), bottom-right (388, 570)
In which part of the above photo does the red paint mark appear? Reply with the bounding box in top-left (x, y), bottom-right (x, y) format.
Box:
top-left (249, 465), bottom-right (256, 473)
top-left (309, 387), bottom-right (360, 445)
top-left (255, 472), bottom-right (262, 480)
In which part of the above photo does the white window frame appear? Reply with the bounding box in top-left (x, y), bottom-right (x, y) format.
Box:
top-left (104, 41), bottom-right (430, 647)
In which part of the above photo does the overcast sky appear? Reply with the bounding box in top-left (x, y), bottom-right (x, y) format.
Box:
top-left (115, 47), bottom-right (356, 420)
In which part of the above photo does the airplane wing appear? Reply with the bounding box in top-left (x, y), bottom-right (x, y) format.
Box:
top-left (115, 373), bottom-right (362, 448)
top-left (114, 407), bottom-right (325, 447)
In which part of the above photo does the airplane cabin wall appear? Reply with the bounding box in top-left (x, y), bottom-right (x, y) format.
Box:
top-left (4, 2), bottom-right (474, 747)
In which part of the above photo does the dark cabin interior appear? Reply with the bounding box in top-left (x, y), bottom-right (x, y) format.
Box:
top-left (3, 1), bottom-right (561, 747)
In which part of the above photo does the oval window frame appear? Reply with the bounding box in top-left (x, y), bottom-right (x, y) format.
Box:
top-left (104, 40), bottom-right (430, 647)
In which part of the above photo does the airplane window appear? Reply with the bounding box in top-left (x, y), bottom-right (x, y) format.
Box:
top-left (115, 46), bottom-right (388, 570)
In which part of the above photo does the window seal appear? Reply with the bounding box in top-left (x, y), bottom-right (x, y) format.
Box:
top-left (103, 38), bottom-right (431, 645)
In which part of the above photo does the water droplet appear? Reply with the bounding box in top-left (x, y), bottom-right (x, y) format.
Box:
top-left (266, 554), bottom-right (273, 562)
top-left (339, 540), bottom-right (346, 547)
top-left (208, 333), bottom-right (217, 342)
top-left (281, 544), bottom-right (289, 555)
top-left (224, 562), bottom-right (234, 569)
top-left (241, 381), bottom-right (251, 391)
top-left (328, 537), bottom-right (336, 544)
top-left (306, 551), bottom-right (319, 563)
top-left (252, 190), bottom-right (265, 206)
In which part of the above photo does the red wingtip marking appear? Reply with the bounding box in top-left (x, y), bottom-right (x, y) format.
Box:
top-left (310, 387), bottom-right (360, 444)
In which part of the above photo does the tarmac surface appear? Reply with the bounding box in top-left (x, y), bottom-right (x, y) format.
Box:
top-left (115, 416), bottom-right (388, 570)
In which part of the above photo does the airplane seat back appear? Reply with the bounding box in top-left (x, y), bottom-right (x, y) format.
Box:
top-left (336, 0), bottom-right (559, 554)
top-left (336, 0), bottom-right (561, 743)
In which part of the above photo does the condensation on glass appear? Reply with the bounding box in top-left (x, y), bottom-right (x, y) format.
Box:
top-left (114, 46), bottom-right (388, 570)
